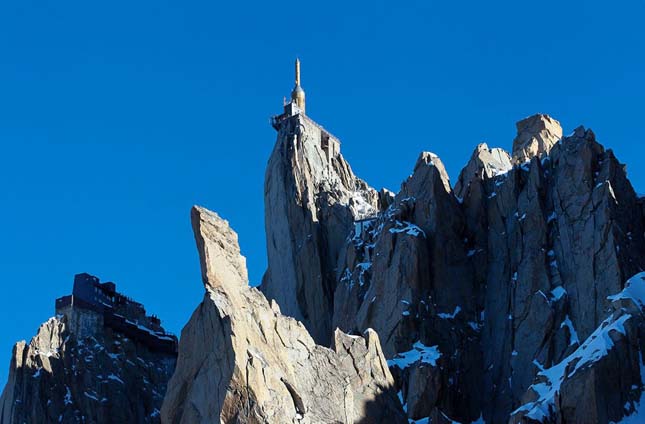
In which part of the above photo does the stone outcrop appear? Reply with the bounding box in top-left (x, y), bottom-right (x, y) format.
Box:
top-left (333, 152), bottom-right (483, 423)
top-left (5, 108), bottom-right (642, 424)
top-left (0, 300), bottom-right (176, 423)
top-left (510, 273), bottom-right (645, 423)
top-left (471, 124), bottom-right (645, 422)
top-left (261, 113), bottom-right (383, 345)
top-left (270, 112), bottom-right (645, 423)
top-left (455, 143), bottom-right (512, 200)
top-left (161, 206), bottom-right (406, 424)
top-left (511, 114), bottom-right (562, 164)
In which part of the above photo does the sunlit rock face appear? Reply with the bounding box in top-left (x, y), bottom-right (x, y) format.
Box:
top-left (160, 206), bottom-right (406, 424)
top-left (261, 113), bottom-right (383, 345)
top-left (511, 113), bottom-right (563, 165)
top-left (266, 111), bottom-right (645, 423)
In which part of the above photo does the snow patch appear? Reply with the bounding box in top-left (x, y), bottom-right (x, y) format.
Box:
top-left (350, 191), bottom-right (376, 220)
top-left (388, 341), bottom-right (441, 369)
top-left (389, 221), bottom-right (426, 238)
top-left (397, 390), bottom-right (407, 413)
top-left (513, 312), bottom-right (631, 420)
top-left (560, 315), bottom-right (579, 346)
top-left (608, 273), bottom-right (645, 310)
top-left (551, 286), bottom-right (566, 300)
top-left (618, 351), bottom-right (645, 422)
top-left (64, 387), bottom-right (73, 405)
top-left (438, 306), bottom-right (462, 320)
top-left (468, 321), bottom-right (481, 331)
top-left (84, 392), bottom-right (99, 402)
top-left (107, 373), bottom-right (124, 384)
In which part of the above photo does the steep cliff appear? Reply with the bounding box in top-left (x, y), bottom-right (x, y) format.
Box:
top-left (161, 206), bottom-right (405, 424)
top-left (261, 113), bottom-right (383, 345)
top-left (0, 276), bottom-right (177, 424)
top-left (509, 272), bottom-right (645, 423)
top-left (334, 152), bottom-right (483, 422)
top-left (6, 110), bottom-right (643, 424)
top-left (266, 111), bottom-right (645, 423)
top-left (469, 123), bottom-right (645, 422)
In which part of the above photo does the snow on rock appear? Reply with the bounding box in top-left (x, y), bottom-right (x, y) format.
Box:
top-left (454, 142), bottom-right (512, 200)
top-left (438, 306), bottom-right (462, 320)
top-left (560, 315), bottom-right (579, 346)
top-left (608, 273), bottom-right (645, 310)
top-left (550, 286), bottom-right (566, 300)
top-left (350, 191), bottom-right (378, 220)
top-left (512, 273), bottom-right (645, 422)
top-left (107, 373), bottom-right (124, 385)
top-left (84, 392), bottom-right (99, 402)
top-left (513, 312), bottom-right (631, 421)
top-left (618, 353), bottom-right (645, 423)
top-left (387, 341), bottom-right (441, 369)
top-left (389, 220), bottom-right (426, 238)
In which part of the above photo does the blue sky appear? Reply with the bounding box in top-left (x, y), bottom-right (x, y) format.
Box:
top-left (0, 0), bottom-right (644, 385)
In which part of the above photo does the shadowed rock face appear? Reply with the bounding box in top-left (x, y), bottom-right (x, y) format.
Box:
top-left (265, 112), bottom-right (645, 423)
top-left (510, 273), bottom-right (645, 424)
top-left (474, 126), bottom-right (645, 422)
top-left (161, 206), bottom-right (406, 424)
top-left (334, 151), bottom-right (483, 422)
top-left (0, 313), bottom-right (176, 424)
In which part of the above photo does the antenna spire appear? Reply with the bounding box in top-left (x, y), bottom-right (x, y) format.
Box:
top-left (288, 58), bottom-right (306, 114)
top-left (295, 58), bottom-right (301, 86)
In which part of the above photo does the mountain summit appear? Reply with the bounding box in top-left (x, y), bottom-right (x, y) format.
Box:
top-left (3, 60), bottom-right (645, 424)
top-left (0, 274), bottom-right (177, 423)
top-left (257, 62), bottom-right (645, 424)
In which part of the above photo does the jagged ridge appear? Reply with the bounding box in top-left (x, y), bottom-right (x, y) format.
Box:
top-left (264, 111), bottom-right (645, 423)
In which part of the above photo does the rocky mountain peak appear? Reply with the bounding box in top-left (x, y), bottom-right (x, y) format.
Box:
top-left (0, 274), bottom-right (177, 424)
top-left (512, 113), bottom-right (563, 164)
top-left (5, 104), bottom-right (645, 424)
top-left (261, 113), bottom-right (383, 344)
top-left (455, 143), bottom-right (512, 200)
top-left (191, 205), bottom-right (248, 293)
top-left (162, 205), bottom-right (407, 423)
top-left (291, 111), bottom-right (645, 422)
top-left (409, 151), bottom-right (452, 195)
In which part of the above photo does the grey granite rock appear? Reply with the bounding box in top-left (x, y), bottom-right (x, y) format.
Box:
top-left (261, 114), bottom-right (381, 345)
top-left (324, 114), bottom-right (645, 423)
top-left (0, 306), bottom-right (176, 423)
top-left (511, 114), bottom-right (562, 164)
top-left (160, 206), bottom-right (406, 424)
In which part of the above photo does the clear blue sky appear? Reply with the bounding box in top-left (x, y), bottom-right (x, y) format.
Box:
top-left (1, 0), bottom-right (644, 385)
